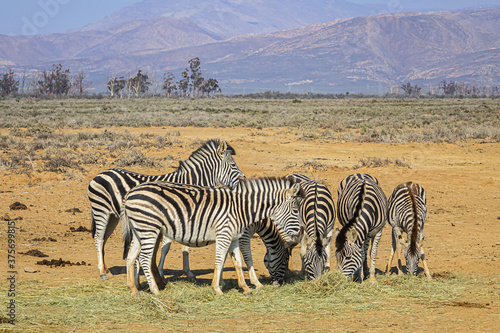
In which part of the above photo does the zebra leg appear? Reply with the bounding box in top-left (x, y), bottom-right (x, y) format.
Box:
top-left (212, 237), bottom-right (231, 296)
top-left (157, 234), bottom-right (172, 283)
top-left (323, 229), bottom-right (334, 272)
top-left (369, 229), bottom-right (383, 283)
top-left (239, 229), bottom-right (263, 289)
top-left (299, 237), bottom-right (307, 279)
top-left (362, 238), bottom-right (370, 281)
top-left (151, 234), bottom-right (166, 290)
top-left (94, 213), bottom-right (119, 280)
top-left (420, 247), bottom-right (432, 280)
top-left (126, 234), bottom-right (142, 294)
top-left (386, 230), bottom-right (398, 275)
top-left (228, 240), bottom-right (252, 295)
top-left (182, 245), bottom-right (197, 281)
top-left (138, 231), bottom-right (161, 295)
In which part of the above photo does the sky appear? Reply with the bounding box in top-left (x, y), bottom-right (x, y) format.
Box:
top-left (1, 0), bottom-right (499, 36)
top-left (0, 0), bottom-right (142, 36)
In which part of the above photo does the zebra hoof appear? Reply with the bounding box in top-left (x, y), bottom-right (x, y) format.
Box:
top-left (244, 291), bottom-right (253, 296)
top-left (100, 274), bottom-right (109, 280)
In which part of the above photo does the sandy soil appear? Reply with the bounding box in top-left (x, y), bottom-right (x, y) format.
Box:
top-left (1, 126), bottom-right (499, 331)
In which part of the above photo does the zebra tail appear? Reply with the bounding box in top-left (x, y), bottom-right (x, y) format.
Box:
top-left (120, 206), bottom-right (132, 260)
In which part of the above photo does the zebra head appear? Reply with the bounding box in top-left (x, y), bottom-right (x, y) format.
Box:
top-left (270, 182), bottom-right (303, 243)
top-left (335, 226), bottom-right (364, 280)
top-left (400, 235), bottom-right (424, 276)
top-left (303, 238), bottom-right (328, 280)
top-left (212, 139), bottom-right (245, 188)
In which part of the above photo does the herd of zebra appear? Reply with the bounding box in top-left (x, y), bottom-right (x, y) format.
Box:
top-left (87, 139), bottom-right (431, 296)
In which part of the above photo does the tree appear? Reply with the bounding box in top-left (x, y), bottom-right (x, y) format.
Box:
top-left (189, 57), bottom-right (203, 98)
top-left (37, 64), bottom-right (71, 97)
top-left (162, 72), bottom-right (177, 97)
top-left (127, 70), bottom-right (151, 97)
top-left (200, 78), bottom-right (221, 97)
top-left (73, 70), bottom-right (92, 96)
top-left (0, 69), bottom-right (19, 97)
top-left (107, 76), bottom-right (126, 98)
top-left (178, 68), bottom-right (190, 97)
top-left (400, 82), bottom-right (421, 97)
top-left (439, 80), bottom-right (456, 97)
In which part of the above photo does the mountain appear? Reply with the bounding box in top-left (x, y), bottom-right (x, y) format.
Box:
top-left (80, 0), bottom-right (378, 38)
top-left (0, 7), bottom-right (498, 94)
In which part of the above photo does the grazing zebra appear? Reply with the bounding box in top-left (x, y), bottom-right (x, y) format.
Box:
top-left (239, 216), bottom-right (291, 287)
top-left (240, 174), bottom-right (335, 284)
top-left (121, 177), bottom-right (303, 295)
top-left (335, 173), bottom-right (387, 282)
top-left (385, 182), bottom-right (431, 279)
top-left (88, 139), bottom-right (244, 280)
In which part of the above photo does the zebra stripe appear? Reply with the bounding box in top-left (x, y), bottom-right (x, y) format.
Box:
top-left (385, 182), bottom-right (431, 279)
top-left (335, 173), bottom-right (387, 282)
top-left (240, 174), bottom-right (335, 284)
top-left (87, 139), bottom-right (244, 280)
top-left (121, 177), bottom-right (303, 295)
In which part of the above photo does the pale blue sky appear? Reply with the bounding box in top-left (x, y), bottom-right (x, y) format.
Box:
top-left (0, 0), bottom-right (141, 36)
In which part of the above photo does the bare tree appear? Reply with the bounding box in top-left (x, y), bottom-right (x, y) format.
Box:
top-left (73, 70), bottom-right (92, 96)
top-left (107, 76), bottom-right (126, 98)
top-left (127, 70), bottom-right (151, 97)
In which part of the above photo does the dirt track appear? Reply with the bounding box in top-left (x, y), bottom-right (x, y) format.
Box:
top-left (1, 126), bottom-right (499, 331)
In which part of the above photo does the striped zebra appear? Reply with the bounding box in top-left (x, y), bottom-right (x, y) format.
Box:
top-left (87, 139), bottom-right (244, 280)
top-left (385, 182), bottom-right (431, 279)
top-left (240, 174), bottom-right (336, 284)
top-left (239, 216), bottom-right (291, 287)
top-left (121, 177), bottom-right (303, 295)
top-left (335, 173), bottom-right (387, 282)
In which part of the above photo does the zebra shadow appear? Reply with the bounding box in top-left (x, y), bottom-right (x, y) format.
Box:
top-left (110, 265), bottom-right (254, 292)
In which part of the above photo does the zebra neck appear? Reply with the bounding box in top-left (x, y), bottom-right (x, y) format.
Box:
top-left (158, 164), bottom-right (215, 185)
top-left (233, 190), bottom-right (276, 225)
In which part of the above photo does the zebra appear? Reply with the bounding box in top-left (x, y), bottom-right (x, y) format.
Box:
top-left (385, 181), bottom-right (431, 279)
top-left (87, 139), bottom-right (244, 280)
top-left (239, 215), bottom-right (292, 287)
top-left (239, 174), bottom-right (336, 284)
top-left (335, 173), bottom-right (387, 282)
top-left (121, 177), bottom-right (304, 295)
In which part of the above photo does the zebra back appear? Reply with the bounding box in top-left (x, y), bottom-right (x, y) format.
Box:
top-left (122, 177), bottom-right (304, 258)
top-left (388, 181), bottom-right (427, 274)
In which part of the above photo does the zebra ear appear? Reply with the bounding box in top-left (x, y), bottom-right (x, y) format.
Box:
top-left (334, 226), bottom-right (341, 238)
top-left (289, 183), bottom-right (301, 198)
top-left (417, 236), bottom-right (425, 247)
top-left (398, 235), bottom-right (409, 247)
top-left (218, 140), bottom-right (228, 155)
top-left (347, 228), bottom-right (357, 244)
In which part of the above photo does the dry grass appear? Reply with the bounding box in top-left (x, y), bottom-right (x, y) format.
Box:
top-left (0, 270), bottom-right (491, 331)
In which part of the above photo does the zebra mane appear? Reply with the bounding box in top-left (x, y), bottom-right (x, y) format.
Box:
top-left (236, 176), bottom-right (304, 196)
top-left (408, 182), bottom-right (420, 255)
top-left (177, 139), bottom-right (236, 171)
top-left (335, 183), bottom-right (366, 252)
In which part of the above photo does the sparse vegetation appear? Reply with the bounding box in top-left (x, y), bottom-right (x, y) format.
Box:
top-left (0, 97), bottom-right (497, 175)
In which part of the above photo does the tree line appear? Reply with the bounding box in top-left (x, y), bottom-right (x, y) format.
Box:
top-left (1, 63), bottom-right (499, 98)
top-left (0, 57), bottom-right (221, 99)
